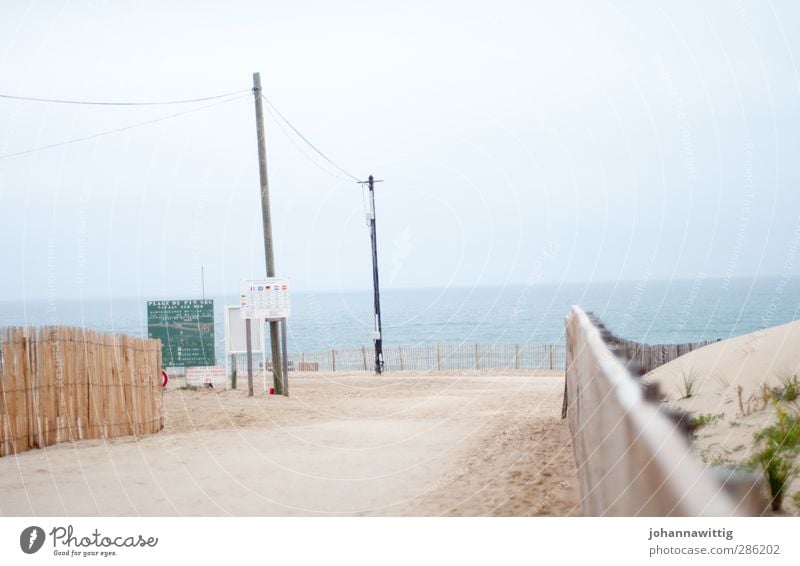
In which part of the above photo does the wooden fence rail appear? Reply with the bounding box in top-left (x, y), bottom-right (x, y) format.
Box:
top-left (0, 326), bottom-right (163, 458)
top-left (563, 307), bottom-right (758, 515)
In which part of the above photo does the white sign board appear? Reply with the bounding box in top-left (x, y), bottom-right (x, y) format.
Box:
top-left (185, 366), bottom-right (228, 388)
top-left (225, 306), bottom-right (264, 353)
top-left (240, 278), bottom-right (291, 320)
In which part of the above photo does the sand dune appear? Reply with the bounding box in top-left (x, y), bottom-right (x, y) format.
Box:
top-left (645, 321), bottom-right (800, 514)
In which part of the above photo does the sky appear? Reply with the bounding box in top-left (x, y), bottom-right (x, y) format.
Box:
top-left (1, 0), bottom-right (800, 300)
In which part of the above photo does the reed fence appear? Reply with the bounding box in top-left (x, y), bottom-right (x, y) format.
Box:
top-left (0, 326), bottom-right (163, 458)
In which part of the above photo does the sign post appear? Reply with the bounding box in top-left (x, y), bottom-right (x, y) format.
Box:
top-left (246, 319), bottom-right (254, 396)
top-left (224, 305), bottom-right (265, 391)
top-left (240, 278), bottom-right (291, 397)
top-left (280, 317), bottom-right (289, 396)
top-left (147, 300), bottom-right (215, 368)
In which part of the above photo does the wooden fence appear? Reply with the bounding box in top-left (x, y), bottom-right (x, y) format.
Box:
top-left (605, 337), bottom-right (715, 375)
top-left (230, 342), bottom-right (566, 374)
top-left (0, 327), bottom-right (163, 458)
top-left (563, 307), bottom-right (760, 515)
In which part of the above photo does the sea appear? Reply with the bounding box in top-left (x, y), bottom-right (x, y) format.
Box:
top-left (1, 277), bottom-right (799, 362)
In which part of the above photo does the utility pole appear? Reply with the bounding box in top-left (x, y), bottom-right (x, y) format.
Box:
top-left (252, 71), bottom-right (283, 394)
top-left (360, 174), bottom-right (384, 374)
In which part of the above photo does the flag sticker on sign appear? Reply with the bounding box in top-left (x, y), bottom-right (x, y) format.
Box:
top-left (239, 278), bottom-right (291, 320)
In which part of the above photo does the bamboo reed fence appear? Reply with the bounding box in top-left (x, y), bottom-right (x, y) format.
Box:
top-left (0, 326), bottom-right (163, 458)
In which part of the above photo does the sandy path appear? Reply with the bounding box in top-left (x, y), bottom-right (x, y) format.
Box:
top-left (0, 372), bottom-right (579, 516)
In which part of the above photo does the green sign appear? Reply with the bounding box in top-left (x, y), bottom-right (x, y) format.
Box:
top-left (147, 300), bottom-right (215, 367)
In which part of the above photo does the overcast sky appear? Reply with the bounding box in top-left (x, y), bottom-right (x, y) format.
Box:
top-left (1, 0), bottom-right (799, 301)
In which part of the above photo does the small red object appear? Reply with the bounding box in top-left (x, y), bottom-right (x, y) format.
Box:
top-left (269, 387), bottom-right (275, 395)
top-left (161, 369), bottom-right (169, 388)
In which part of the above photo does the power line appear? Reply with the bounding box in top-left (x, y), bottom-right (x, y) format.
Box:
top-left (262, 102), bottom-right (355, 183)
top-left (0, 93), bottom-right (250, 160)
top-left (260, 94), bottom-right (361, 182)
top-left (0, 89), bottom-right (250, 106)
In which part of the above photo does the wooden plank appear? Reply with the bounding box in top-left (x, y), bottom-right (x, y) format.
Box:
top-left (54, 327), bottom-right (62, 445)
top-left (121, 335), bottom-right (129, 436)
top-left (147, 340), bottom-right (155, 434)
top-left (13, 328), bottom-right (28, 453)
top-left (0, 329), bottom-right (6, 456)
top-left (131, 339), bottom-right (139, 436)
top-left (102, 332), bottom-right (110, 438)
top-left (25, 328), bottom-right (39, 449)
top-left (143, 341), bottom-right (151, 434)
top-left (139, 340), bottom-right (147, 434)
top-left (105, 333), bottom-right (114, 437)
top-left (87, 329), bottom-right (97, 439)
top-left (123, 337), bottom-right (134, 436)
top-left (0, 329), bottom-right (8, 456)
top-left (49, 327), bottom-right (58, 446)
top-left (0, 328), bottom-right (15, 456)
top-left (9, 329), bottom-right (19, 453)
top-left (37, 328), bottom-right (46, 447)
top-left (67, 326), bottom-right (77, 442)
top-left (58, 327), bottom-right (66, 443)
top-left (155, 340), bottom-right (162, 432)
top-left (46, 327), bottom-right (56, 447)
top-left (112, 333), bottom-right (123, 437)
top-left (81, 328), bottom-right (88, 439)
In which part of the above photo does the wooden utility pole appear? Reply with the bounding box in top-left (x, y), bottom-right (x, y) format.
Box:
top-left (360, 174), bottom-right (384, 374)
top-left (245, 319), bottom-right (254, 396)
top-left (252, 72), bottom-right (283, 394)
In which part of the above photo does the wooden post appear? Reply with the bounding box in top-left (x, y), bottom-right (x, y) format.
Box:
top-left (230, 353), bottom-right (237, 390)
top-left (331, 349), bottom-right (336, 372)
top-left (361, 347), bottom-right (368, 371)
top-left (474, 344), bottom-right (479, 369)
top-left (549, 344), bottom-right (554, 370)
top-left (436, 344), bottom-right (441, 371)
top-left (399, 346), bottom-right (404, 371)
top-left (515, 344), bottom-right (520, 369)
top-left (252, 72), bottom-right (283, 395)
top-left (246, 319), bottom-right (254, 396)
top-left (280, 318), bottom-right (289, 397)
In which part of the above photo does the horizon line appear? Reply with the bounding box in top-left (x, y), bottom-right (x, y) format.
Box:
top-left (2, 274), bottom-right (795, 303)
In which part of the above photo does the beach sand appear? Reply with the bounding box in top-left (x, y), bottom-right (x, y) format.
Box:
top-left (0, 371), bottom-right (580, 516)
top-left (645, 321), bottom-right (800, 514)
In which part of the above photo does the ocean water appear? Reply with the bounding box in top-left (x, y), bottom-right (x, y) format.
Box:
top-left (1, 277), bottom-right (799, 363)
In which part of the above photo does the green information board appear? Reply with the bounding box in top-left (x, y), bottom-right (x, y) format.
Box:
top-left (147, 300), bottom-right (215, 367)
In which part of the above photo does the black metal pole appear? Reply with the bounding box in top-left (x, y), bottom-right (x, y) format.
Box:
top-left (368, 175), bottom-right (384, 374)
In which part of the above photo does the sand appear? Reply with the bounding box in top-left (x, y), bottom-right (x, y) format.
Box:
top-left (0, 371), bottom-right (580, 516)
top-left (645, 321), bottom-right (800, 514)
